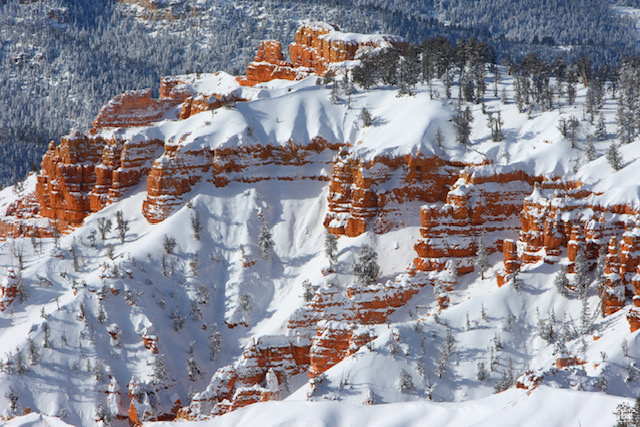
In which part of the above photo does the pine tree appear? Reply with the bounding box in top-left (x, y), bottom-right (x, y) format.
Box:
top-left (302, 279), bottom-right (315, 303)
top-left (554, 266), bottom-right (570, 297)
top-left (208, 324), bottom-right (222, 361)
top-left (324, 230), bottom-right (338, 267)
top-left (360, 107), bottom-right (374, 127)
top-left (163, 234), bottom-right (177, 254)
top-left (259, 221), bottom-right (275, 260)
top-left (97, 218), bottom-right (112, 240)
top-left (191, 211), bottom-right (202, 240)
top-left (115, 210), bottom-right (129, 244)
top-left (585, 137), bottom-right (597, 162)
top-left (594, 113), bottom-right (607, 140)
top-left (573, 249), bottom-right (589, 297)
top-left (453, 106), bottom-right (474, 145)
top-left (606, 142), bottom-right (624, 171)
top-left (474, 238), bottom-right (490, 279)
top-left (27, 338), bottom-right (39, 365)
top-left (351, 244), bottom-right (380, 286)
top-left (397, 370), bottom-right (414, 393)
top-left (152, 354), bottom-right (168, 383)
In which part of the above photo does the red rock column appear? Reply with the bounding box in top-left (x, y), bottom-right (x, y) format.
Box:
top-left (603, 238), bottom-right (625, 316)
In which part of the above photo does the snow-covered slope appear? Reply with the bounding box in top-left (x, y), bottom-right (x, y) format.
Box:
top-left (1, 50), bottom-right (640, 426)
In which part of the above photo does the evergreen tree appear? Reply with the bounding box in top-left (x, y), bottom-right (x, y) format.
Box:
top-left (474, 238), bottom-right (490, 279)
top-left (152, 354), bottom-right (168, 383)
top-left (607, 142), bottom-right (624, 171)
top-left (97, 218), bottom-right (112, 240)
top-left (208, 324), bottom-right (222, 361)
top-left (594, 113), bottom-right (607, 140)
top-left (324, 230), bottom-right (338, 267)
top-left (352, 244), bottom-right (380, 286)
top-left (453, 106), bottom-right (474, 145)
top-left (585, 137), bottom-right (597, 162)
top-left (360, 108), bottom-right (374, 127)
top-left (115, 210), bottom-right (129, 244)
top-left (554, 266), bottom-right (570, 297)
top-left (259, 221), bottom-right (275, 260)
top-left (397, 370), bottom-right (414, 393)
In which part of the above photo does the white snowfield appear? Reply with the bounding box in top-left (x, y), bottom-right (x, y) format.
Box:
top-left (155, 387), bottom-right (626, 427)
top-left (0, 67), bottom-right (639, 426)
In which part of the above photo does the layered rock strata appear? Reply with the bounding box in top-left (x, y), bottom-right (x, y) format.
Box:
top-left (238, 22), bottom-right (406, 86)
top-left (324, 152), bottom-right (460, 237)
top-left (414, 165), bottom-right (542, 274)
top-left (180, 274), bottom-right (426, 420)
top-left (497, 180), bottom-right (640, 318)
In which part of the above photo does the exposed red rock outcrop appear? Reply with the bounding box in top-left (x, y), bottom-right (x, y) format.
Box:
top-left (142, 137), bottom-right (341, 223)
top-left (91, 76), bottom-right (194, 130)
top-left (182, 274), bottom-right (426, 420)
top-left (414, 165), bottom-right (542, 274)
top-left (0, 268), bottom-right (21, 311)
top-left (499, 179), bottom-right (640, 317)
top-left (324, 152), bottom-right (460, 237)
top-left (238, 22), bottom-right (406, 86)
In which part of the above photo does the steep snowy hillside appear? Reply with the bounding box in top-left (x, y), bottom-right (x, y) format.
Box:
top-left (2, 22), bottom-right (640, 426)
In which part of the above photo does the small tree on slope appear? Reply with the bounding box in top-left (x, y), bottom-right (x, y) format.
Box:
top-left (607, 142), bottom-right (624, 171)
top-left (474, 238), bottom-right (490, 279)
top-left (259, 221), bottom-right (275, 260)
top-left (352, 244), bottom-right (380, 286)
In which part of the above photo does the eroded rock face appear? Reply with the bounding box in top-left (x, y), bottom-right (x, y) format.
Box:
top-left (499, 180), bottom-right (640, 317)
top-left (91, 76), bottom-right (192, 130)
top-left (324, 152), bottom-right (458, 237)
top-left (142, 137), bottom-right (340, 223)
top-left (238, 22), bottom-right (407, 86)
top-left (182, 274), bottom-right (425, 420)
top-left (0, 268), bottom-right (21, 311)
top-left (414, 165), bottom-right (542, 274)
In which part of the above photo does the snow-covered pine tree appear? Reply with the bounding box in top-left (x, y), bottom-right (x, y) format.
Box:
top-left (453, 106), bottom-right (473, 145)
top-left (585, 137), bottom-right (597, 162)
top-left (474, 238), bottom-right (490, 279)
top-left (324, 230), bottom-right (338, 267)
top-left (191, 210), bottom-right (202, 240)
top-left (259, 221), bottom-right (275, 260)
top-left (573, 248), bottom-right (589, 297)
top-left (163, 235), bottom-right (177, 254)
top-left (152, 354), bottom-right (168, 383)
top-left (97, 218), bottom-right (112, 240)
top-left (360, 107), bottom-right (374, 127)
top-left (208, 324), bottom-right (222, 361)
top-left (352, 244), bottom-right (380, 286)
top-left (606, 142), bottom-right (624, 171)
top-left (554, 266), bottom-right (570, 297)
top-left (397, 370), bottom-right (414, 393)
top-left (115, 210), bottom-right (129, 244)
top-left (302, 279), bottom-right (315, 303)
top-left (594, 113), bottom-right (607, 140)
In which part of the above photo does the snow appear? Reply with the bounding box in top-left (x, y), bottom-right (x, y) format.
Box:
top-left (2, 63), bottom-right (640, 426)
top-left (155, 386), bottom-right (627, 427)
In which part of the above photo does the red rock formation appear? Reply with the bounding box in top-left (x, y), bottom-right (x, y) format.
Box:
top-left (184, 336), bottom-right (310, 418)
top-left (142, 137), bottom-right (340, 223)
top-left (184, 274), bottom-right (425, 419)
top-left (324, 152), bottom-right (458, 237)
top-left (91, 75), bottom-right (193, 130)
top-left (0, 268), bottom-right (20, 311)
top-left (497, 239), bottom-right (521, 287)
top-left (414, 165), bottom-right (541, 274)
top-left (628, 308), bottom-right (640, 333)
top-left (555, 357), bottom-right (585, 369)
top-left (238, 22), bottom-right (406, 86)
